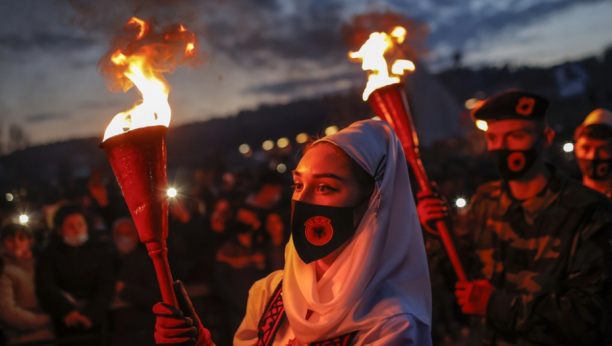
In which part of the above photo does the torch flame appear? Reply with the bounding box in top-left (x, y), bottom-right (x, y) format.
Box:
top-left (101, 17), bottom-right (199, 142)
top-left (349, 26), bottom-right (415, 101)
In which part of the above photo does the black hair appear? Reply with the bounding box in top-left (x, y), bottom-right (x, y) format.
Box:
top-left (53, 203), bottom-right (87, 230)
top-left (0, 223), bottom-right (33, 242)
top-left (574, 124), bottom-right (612, 141)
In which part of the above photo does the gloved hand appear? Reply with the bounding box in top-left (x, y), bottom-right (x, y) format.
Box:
top-left (416, 187), bottom-right (450, 235)
top-left (153, 281), bottom-right (213, 346)
top-left (455, 280), bottom-right (494, 316)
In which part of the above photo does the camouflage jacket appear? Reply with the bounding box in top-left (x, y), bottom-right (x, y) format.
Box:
top-left (461, 167), bottom-right (612, 346)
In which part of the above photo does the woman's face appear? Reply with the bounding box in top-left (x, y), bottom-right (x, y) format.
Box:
top-left (292, 143), bottom-right (363, 207)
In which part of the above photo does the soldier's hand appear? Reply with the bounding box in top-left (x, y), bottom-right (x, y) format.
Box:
top-left (416, 190), bottom-right (449, 234)
top-left (455, 280), bottom-right (494, 316)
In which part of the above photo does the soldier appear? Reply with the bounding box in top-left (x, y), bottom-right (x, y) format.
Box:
top-left (418, 90), bottom-right (612, 345)
top-left (574, 108), bottom-right (612, 198)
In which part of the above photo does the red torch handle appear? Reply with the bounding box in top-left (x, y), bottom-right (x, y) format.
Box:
top-left (146, 241), bottom-right (179, 307)
top-left (368, 83), bottom-right (468, 282)
top-left (101, 126), bottom-right (180, 308)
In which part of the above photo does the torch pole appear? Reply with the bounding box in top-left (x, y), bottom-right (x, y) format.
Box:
top-left (368, 83), bottom-right (468, 282)
top-left (101, 126), bottom-right (179, 307)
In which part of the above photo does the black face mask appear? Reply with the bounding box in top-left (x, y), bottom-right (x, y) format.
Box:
top-left (291, 200), bottom-right (360, 264)
top-left (578, 158), bottom-right (612, 180)
top-left (490, 148), bottom-right (538, 181)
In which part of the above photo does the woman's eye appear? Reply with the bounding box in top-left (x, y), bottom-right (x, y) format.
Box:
top-left (291, 183), bottom-right (303, 191)
top-left (316, 185), bottom-right (337, 193)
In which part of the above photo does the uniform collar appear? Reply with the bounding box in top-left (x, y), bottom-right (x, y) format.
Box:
top-left (500, 165), bottom-right (563, 223)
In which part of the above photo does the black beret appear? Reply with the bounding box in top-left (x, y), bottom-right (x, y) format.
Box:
top-left (472, 90), bottom-right (549, 122)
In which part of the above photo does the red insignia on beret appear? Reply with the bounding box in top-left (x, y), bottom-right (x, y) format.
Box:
top-left (516, 97), bottom-right (536, 116)
top-left (304, 216), bottom-right (333, 246)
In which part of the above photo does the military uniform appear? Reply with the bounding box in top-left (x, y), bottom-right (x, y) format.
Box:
top-left (461, 166), bottom-right (612, 345)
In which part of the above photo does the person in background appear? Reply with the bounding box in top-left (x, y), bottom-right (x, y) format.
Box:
top-left (574, 108), bottom-right (612, 198)
top-left (110, 218), bottom-right (159, 346)
top-left (35, 204), bottom-right (114, 345)
top-left (418, 90), bottom-right (612, 345)
top-left (264, 212), bottom-right (286, 273)
top-left (215, 206), bottom-right (267, 338)
top-left (0, 224), bottom-right (53, 345)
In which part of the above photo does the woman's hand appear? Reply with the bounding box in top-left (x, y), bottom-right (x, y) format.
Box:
top-left (416, 190), bottom-right (449, 234)
top-left (153, 281), bottom-right (213, 346)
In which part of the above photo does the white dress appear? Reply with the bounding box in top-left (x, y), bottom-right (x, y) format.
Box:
top-left (234, 271), bottom-right (426, 346)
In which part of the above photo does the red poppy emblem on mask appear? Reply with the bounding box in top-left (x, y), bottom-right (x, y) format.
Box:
top-left (597, 162), bottom-right (610, 177)
top-left (515, 97), bottom-right (536, 116)
top-left (304, 216), bottom-right (333, 246)
top-left (507, 152), bottom-right (526, 172)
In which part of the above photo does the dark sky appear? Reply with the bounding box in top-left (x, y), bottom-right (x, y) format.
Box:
top-left (1, 0), bottom-right (611, 145)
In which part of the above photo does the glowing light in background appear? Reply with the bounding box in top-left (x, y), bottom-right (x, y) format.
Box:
top-left (19, 214), bottom-right (29, 224)
top-left (563, 142), bottom-right (574, 153)
top-left (371, 116), bottom-right (381, 121)
top-left (167, 188), bottom-right (178, 198)
top-left (325, 126), bottom-right (339, 136)
top-left (262, 140), bottom-right (275, 151)
top-left (277, 163), bottom-right (287, 173)
top-left (296, 133), bottom-right (309, 144)
top-left (277, 137), bottom-right (290, 149)
top-left (239, 144), bottom-right (251, 154)
top-left (475, 120), bottom-right (488, 131)
top-left (5, 193), bottom-right (14, 202)
top-left (455, 198), bottom-right (467, 208)
top-left (464, 98), bottom-right (478, 110)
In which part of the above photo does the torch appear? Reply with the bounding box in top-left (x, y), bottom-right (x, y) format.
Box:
top-left (349, 27), bottom-right (467, 282)
top-left (99, 17), bottom-right (199, 307)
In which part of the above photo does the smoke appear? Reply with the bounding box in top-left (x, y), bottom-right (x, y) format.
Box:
top-left (97, 17), bottom-right (203, 93)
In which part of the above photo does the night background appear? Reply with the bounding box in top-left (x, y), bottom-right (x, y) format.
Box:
top-left (0, 1), bottom-right (612, 344)
top-left (1, 0), bottom-right (611, 195)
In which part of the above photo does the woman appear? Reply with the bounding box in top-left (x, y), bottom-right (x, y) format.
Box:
top-left (154, 120), bottom-right (432, 345)
top-left (0, 224), bottom-right (53, 345)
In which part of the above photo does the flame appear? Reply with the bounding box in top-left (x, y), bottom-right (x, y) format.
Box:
top-left (101, 17), bottom-right (199, 141)
top-left (349, 26), bottom-right (415, 101)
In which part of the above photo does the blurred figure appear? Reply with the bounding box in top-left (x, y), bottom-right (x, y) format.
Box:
top-left (35, 204), bottom-right (114, 345)
top-left (418, 90), bottom-right (612, 346)
top-left (264, 212), bottom-right (285, 272)
top-left (215, 206), bottom-right (266, 338)
top-left (110, 218), bottom-right (159, 346)
top-left (574, 108), bottom-right (612, 198)
top-left (0, 224), bottom-right (53, 345)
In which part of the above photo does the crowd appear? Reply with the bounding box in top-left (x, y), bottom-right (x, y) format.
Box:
top-left (0, 166), bottom-right (291, 346)
top-left (0, 93), bottom-right (611, 346)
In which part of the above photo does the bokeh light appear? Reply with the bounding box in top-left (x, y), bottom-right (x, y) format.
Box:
top-left (262, 140), bottom-right (274, 151)
top-left (296, 133), bottom-right (308, 144)
top-left (277, 163), bottom-right (287, 173)
top-left (239, 143), bottom-right (251, 154)
top-left (167, 188), bottom-right (178, 198)
top-left (325, 126), bottom-right (338, 136)
top-left (563, 142), bottom-right (574, 153)
top-left (19, 214), bottom-right (29, 224)
top-left (455, 198), bottom-right (467, 208)
top-left (277, 137), bottom-right (290, 149)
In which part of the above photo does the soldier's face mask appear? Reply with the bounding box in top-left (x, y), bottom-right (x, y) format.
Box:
top-left (490, 135), bottom-right (543, 181)
top-left (291, 198), bottom-right (368, 264)
top-left (577, 158), bottom-right (612, 180)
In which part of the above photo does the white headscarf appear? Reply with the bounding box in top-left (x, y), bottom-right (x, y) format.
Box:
top-left (282, 119), bottom-right (432, 343)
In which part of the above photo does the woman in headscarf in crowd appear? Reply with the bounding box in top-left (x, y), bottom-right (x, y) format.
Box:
top-left (153, 120), bottom-right (432, 345)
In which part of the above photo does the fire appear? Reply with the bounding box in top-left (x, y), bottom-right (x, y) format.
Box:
top-left (349, 26), bottom-right (415, 101)
top-left (100, 17), bottom-right (199, 141)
